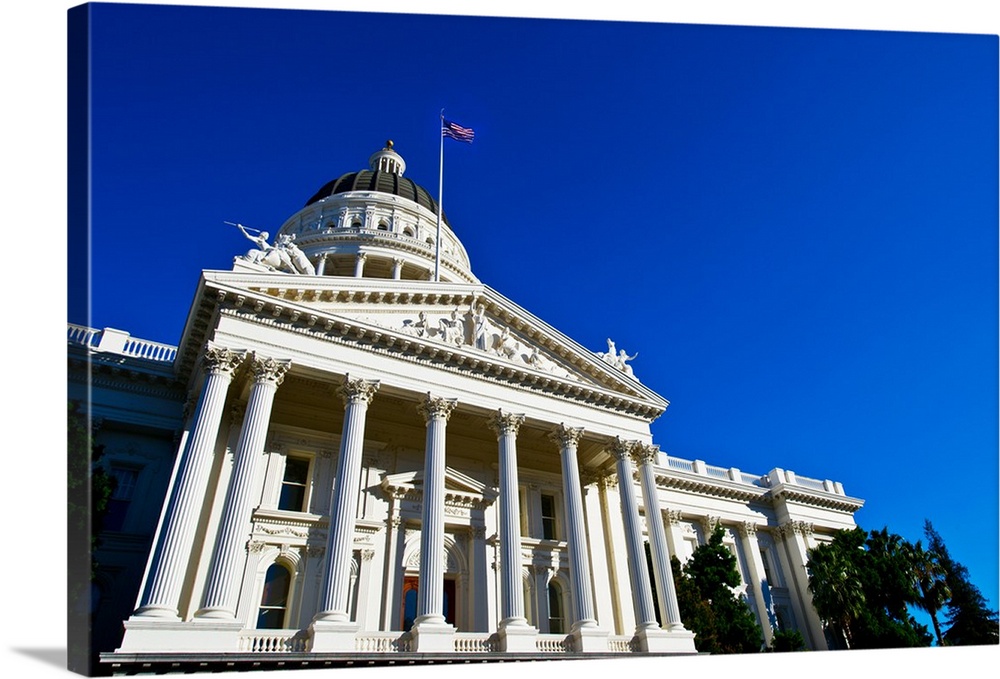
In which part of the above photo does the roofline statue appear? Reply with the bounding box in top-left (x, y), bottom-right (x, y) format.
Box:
top-left (230, 222), bottom-right (315, 275)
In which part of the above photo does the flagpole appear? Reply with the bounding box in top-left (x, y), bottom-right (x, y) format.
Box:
top-left (435, 109), bottom-right (444, 282)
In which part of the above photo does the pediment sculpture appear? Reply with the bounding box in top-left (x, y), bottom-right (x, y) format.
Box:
top-left (397, 304), bottom-right (575, 380)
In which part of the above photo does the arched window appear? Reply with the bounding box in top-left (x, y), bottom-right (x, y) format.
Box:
top-left (351, 218), bottom-right (362, 228)
top-left (257, 563), bottom-right (291, 629)
top-left (377, 220), bottom-right (390, 231)
top-left (547, 580), bottom-right (565, 634)
top-left (403, 226), bottom-right (415, 238)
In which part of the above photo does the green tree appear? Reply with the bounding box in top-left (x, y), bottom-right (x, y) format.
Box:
top-left (806, 527), bottom-right (867, 648)
top-left (807, 526), bottom-right (932, 649)
top-left (768, 629), bottom-right (806, 652)
top-left (67, 401), bottom-right (116, 675)
top-left (911, 539), bottom-right (950, 646)
top-left (673, 525), bottom-right (763, 654)
top-left (924, 521), bottom-right (999, 646)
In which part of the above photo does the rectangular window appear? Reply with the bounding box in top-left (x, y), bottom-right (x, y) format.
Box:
top-left (540, 493), bottom-right (557, 540)
top-left (760, 548), bottom-right (774, 584)
top-left (103, 466), bottom-right (139, 532)
top-left (278, 457), bottom-right (310, 512)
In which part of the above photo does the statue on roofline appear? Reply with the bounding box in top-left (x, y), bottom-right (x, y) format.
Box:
top-left (597, 338), bottom-right (637, 376)
top-left (230, 222), bottom-right (315, 275)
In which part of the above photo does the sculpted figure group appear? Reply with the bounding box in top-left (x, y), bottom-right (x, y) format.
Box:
top-left (398, 304), bottom-right (574, 379)
top-left (597, 338), bottom-right (637, 376)
top-left (235, 224), bottom-right (316, 275)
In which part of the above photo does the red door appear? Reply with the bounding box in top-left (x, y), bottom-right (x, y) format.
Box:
top-left (401, 577), bottom-right (457, 630)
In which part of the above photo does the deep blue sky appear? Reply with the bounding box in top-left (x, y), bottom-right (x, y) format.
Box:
top-left (78, 3), bottom-right (998, 617)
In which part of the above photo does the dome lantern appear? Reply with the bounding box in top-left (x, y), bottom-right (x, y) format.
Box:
top-left (368, 139), bottom-right (406, 176)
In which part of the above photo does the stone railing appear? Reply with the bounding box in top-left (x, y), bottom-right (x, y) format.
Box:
top-left (453, 633), bottom-right (499, 653)
top-left (240, 627), bottom-right (639, 655)
top-left (355, 632), bottom-right (411, 653)
top-left (239, 630), bottom-right (309, 653)
top-left (68, 324), bottom-right (177, 364)
top-left (607, 635), bottom-right (638, 653)
top-left (661, 454), bottom-right (848, 496)
top-left (535, 634), bottom-right (572, 653)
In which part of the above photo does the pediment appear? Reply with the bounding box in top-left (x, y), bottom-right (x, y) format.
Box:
top-left (381, 467), bottom-right (498, 506)
top-left (184, 271), bottom-right (668, 421)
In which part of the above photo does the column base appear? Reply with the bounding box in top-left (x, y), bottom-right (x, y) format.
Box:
top-left (117, 618), bottom-right (243, 653)
top-left (308, 620), bottom-right (360, 652)
top-left (410, 617), bottom-right (456, 652)
top-left (569, 623), bottom-right (610, 652)
top-left (633, 626), bottom-right (698, 654)
top-left (497, 620), bottom-right (538, 652)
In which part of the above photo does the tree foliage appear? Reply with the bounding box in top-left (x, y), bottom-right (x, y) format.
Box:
top-left (807, 526), bottom-right (932, 649)
top-left (672, 524), bottom-right (763, 654)
top-left (924, 521), bottom-right (999, 646)
top-left (768, 629), bottom-right (806, 652)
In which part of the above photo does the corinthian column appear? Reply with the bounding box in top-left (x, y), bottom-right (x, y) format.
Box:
top-left (488, 410), bottom-right (538, 651)
top-left (132, 344), bottom-right (245, 620)
top-left (611, 438), bottom-right (696, 653)
top-left (310, 376), bottom-right (379, 649)
top-left (410, 394), bottom-right (458, 652)
top-left (633, 443), bottom-right (685, 631)
top-left (197, 355), bottom-right (290, 620)
top-left (550, 424), bottom-right (609, 652)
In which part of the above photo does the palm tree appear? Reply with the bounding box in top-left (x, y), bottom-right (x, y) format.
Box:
top-left (910, 541), bottom-right (950, 646)
top-left (807, 530), bottom-right (867, 648)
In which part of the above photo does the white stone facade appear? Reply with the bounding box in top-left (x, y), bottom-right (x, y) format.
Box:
top-left (70, 144), bottom-right (863, 672)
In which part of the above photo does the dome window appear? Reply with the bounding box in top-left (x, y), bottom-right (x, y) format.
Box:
top-left (377, 220), bottom-right (390, 231)
top-left (351, 218), bottom-right (362, 229)
top-left (403, 226), bottom-right (415, 238)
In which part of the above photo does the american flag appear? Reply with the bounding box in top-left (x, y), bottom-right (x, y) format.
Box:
top-left (442, 119), bottom-right (475, 143)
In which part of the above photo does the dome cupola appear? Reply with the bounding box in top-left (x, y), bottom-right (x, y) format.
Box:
top-left (264, 142), bottom-right (476, 283)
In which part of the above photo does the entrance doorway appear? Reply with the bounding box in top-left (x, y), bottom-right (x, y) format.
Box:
top-left (400, 576), bottom-right (457, 630)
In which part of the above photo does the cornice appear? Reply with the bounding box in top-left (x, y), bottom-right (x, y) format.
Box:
top-left (653, 468), bottom-right (770, 504)
top-left (68, 355), bottom-right (186, 401)
top-left (769, 484), bottom-right (865, 513)
top-left (201, 277), bottom-right (666, 421)
top-left (652, 465), bottom-right (864, 513)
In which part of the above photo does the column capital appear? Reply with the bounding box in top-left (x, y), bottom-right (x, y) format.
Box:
top-left (608, 436), bottom-right (637, 462)
top-left (700, 515), bottom-right (721, 536)
top-left (338, 376), bottom-right (380, 407)
top-left (417, 394), bottom-right (458, 423)
top-left (631, 442), bottom-right (660, 467)
top-left (666, 508), bottom-right (684, 525)
top-left (487, 409), bottom-right (525, 438)
top-left (738, 521), bottom-right (758, 538)
top-left (778, 520), bottom-right (814, 538)
top-left (548, 423), bottom-right (584, 448)
top-left (248, 354), bottom-right (291, 386)
top-left (202, 344), bottom-right (246, 376)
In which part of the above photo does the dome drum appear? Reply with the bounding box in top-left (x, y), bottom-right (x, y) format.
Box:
top-left (276, 190), bottom-right (476, 284)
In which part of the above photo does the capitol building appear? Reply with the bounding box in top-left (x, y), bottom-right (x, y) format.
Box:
top-left (69, 142), bottom-right (863, 674)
